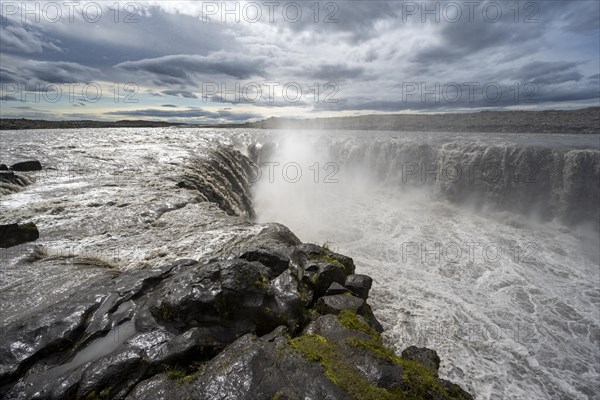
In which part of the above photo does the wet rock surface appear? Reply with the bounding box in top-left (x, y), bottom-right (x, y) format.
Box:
top-left (0, 226), bottom-right (473, 400)
top-left (402, 346), bottom-right (442, 372)
top-left (0, 170), bottom-right (30, 194)
top-left (10, 160), bottom-right (42, 172)
top-left (0, 222), bottom-right (39, 248)
top-left (345, 274), bottom-right (373, 299)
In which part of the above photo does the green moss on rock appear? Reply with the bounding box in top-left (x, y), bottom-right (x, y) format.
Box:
top-left (290, 310), bottom-right (468, 400)
top-left (290, 334), bottom-right (402, 400)
top-left (346, 337), bottom-right (449, 398)
top-left (336, 309), bottom-right (378, 336)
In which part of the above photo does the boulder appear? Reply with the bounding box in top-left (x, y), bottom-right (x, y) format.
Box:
top-left (325, 282), bottom-right (349, 296)
top-left (147, 258), bottom-right (305, 336)
top-left (239, 247), bottom-right (291, 277)
top-left (0, 164), bottom-right (8, 170)
top-left (401, 346), bottom-right (441, 372)
top-left (316, 294), bottom-right (383, 332)
top-left (10, 160), bottom-right (42, 171)
top-left (345, 274), bottom-right (373, 299)
top-left (305, 261), bottom-right (347, 297)
top-left (0, 222), bottom-right (39, 248)
top-left (317, 294), bottom-right (366, 315)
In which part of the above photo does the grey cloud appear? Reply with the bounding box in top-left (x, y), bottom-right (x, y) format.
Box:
top-left (282, 1), bottom-right (399, 42)
top-left (315, 81), bottom-right (599, 112)
top-left (0, 20), bottom-right (62, 54)
top-left (162, 90), bottom-right (198, 99)
top-left (0, 1), bottom-right (597, 117)
top-left (105, 108), bottom-right (261, 122)
top-left (0, 68), bottom-right (18, 82)
top-left (209, 94), bottom-right (309, 108)
top-left (411, 21), bottom-right (543, 66)
top-left (22, 61), bottom-right (102, 84)
top-left (545, 0), bottom-right (600, 33)
top-left (511, 61), bottom-right (584, 85)
top-left (115, 53), bottom-right (266, 85)
top-left (301, 63), bottom-right (366, 82)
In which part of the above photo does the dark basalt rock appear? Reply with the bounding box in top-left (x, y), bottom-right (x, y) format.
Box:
top-left (305, 260), bottom-right (348, 297)
top-left (0, 239), bottom-right (473, 400)
top-left (316, 294), bottom-right (383, 332)
top-left (345, 273), bottom-right (373, 299)
top-left (10, 160), bottom-right (42, 171)
top-left (317, 294), bottom-right (366, 315)
top-left (238, 247), bottom-right (291, 276)
top-left (325, 282), bottom-right (349, 296)
top-left (305, 314), bottom-right (405, 390)
top-left (401, 346), bottom-right (442, 372)
top-left (0, 222), bottom-right (39, 248)
top-left (146, 257), bottom-right (304, 336)
top-left (0, 164), bottom-right (8, 170)
top-left (127, 327), bottom-right (351, 400)
top-left (0, 171), bottom-right (29, 188)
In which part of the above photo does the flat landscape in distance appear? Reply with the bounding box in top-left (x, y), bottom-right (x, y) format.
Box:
top-left (0, 119), bottom-right (186, 130)
top-left (228, 107), bottom-right (600, 134)
top-left (1, 107), bottom-right (598, 134)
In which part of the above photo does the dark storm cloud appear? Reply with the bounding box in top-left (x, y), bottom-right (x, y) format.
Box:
top-left (0, 19), bottom-right (62, 54)
top-left (105, 108), bottom-right (261, 121)
top-left (510, 61), bottom-right (584, 85)
top-left (2, 5), bottom-right (240, 68)
top-left (1, 1), bottom-right (598, 119)
top-left (283, 1), bottom-right (399, 42)
top-left (115, 53), bottom-right (266, 85)
top-left (208, 94), bottom-right (310, 108)
top-left (300, 63), bottom-right (366, 82)
top-left (22, 61), bottom-right (102, 84)
top-left (544, 0), bottom-right (600, 33)
top-left (314, 80), bottom-right (600, 112)
top-left (0, 67), bottom-right (18, 82)
top-left (162, 90), bottom-right (198, 99)
top-left (411, 20), bottom-right (543, 66)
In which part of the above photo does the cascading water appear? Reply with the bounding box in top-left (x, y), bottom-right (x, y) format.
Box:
top-left (250, 129), bottom-right (600, 400)
top-left (1, 127), bottom-right (598, 400)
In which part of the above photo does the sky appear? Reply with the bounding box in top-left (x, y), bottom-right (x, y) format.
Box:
top-left (0, 0), bottom-right (599, 124)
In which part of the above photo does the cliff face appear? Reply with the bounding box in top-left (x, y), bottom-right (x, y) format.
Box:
top-left (0, 140), bottom-right (474, 399)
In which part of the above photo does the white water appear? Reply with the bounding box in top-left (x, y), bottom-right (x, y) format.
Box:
top-left (1, 127), bottom-right (599, 399)
top-left (252, 130), bottom-right (600, 400)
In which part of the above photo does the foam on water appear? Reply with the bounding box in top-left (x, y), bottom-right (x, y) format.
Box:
top-left (1, 127), bottom-right (598, 399)
top-left (252, 129), bottom-right (600, 400)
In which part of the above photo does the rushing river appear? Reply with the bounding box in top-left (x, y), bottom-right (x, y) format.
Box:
top-left (1, 127), bottom-right (599, 400)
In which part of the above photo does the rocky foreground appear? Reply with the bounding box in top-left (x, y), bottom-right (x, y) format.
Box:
top-left (1, 150), bottom-right (474, 399)
top-left (1, 224), bottom-right (473, 399)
